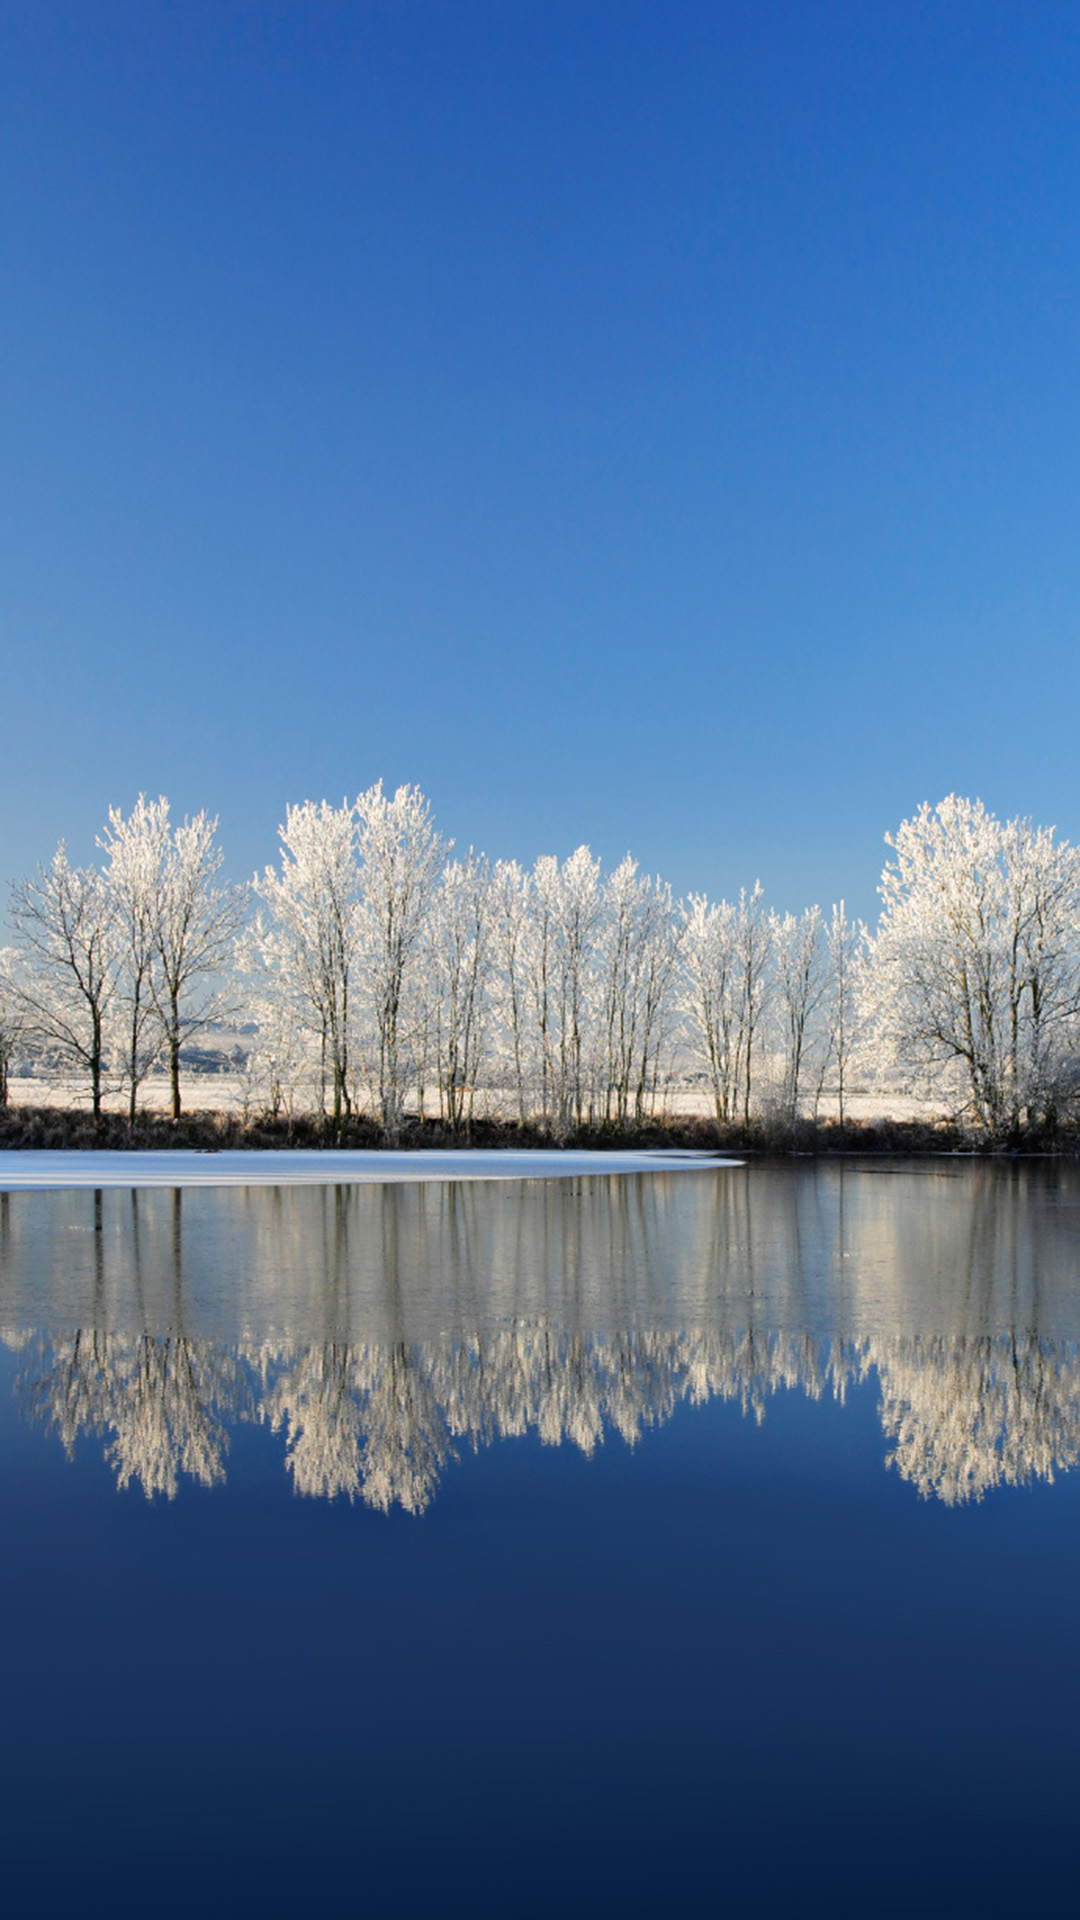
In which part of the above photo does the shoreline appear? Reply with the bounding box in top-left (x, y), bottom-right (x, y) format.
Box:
top-left (0, 1105), bottom-right (1074, 1158)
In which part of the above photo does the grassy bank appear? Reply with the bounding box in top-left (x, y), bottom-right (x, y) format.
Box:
top-left (0, 1104), bottom-right (1069, 1155)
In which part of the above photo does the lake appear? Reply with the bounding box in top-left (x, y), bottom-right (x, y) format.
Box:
top-left (2, 1158), bottom-right (1080, 1916)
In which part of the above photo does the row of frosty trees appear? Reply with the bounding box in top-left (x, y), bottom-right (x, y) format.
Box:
top-left (2, 784), bottom-right (1080, 1139)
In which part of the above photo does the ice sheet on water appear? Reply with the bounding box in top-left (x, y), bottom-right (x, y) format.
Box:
top-left (0, 1147), bottom-right (738, 1190)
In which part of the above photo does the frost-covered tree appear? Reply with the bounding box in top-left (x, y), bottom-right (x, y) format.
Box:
top-left (489, 858), bottom-right (532, 1122)
top-left (0, 947), bottom-right (25, 1107)
top-left (680, 894), bottom-right (741, 1124)
top-left (528, 848), bottom-right (602, 1131)
top-left (9, 800), bottom-right (244, 1123)
top-left (428, 851), bottom-right (493, 1127)
top-left (520, 857), bottom-right (557, 1122)
top-left (771, 904), bottom-right (825, 1120)
top-left (734, 882), bottom-right (772, 1123)
top-left (863, 796), bottom-right (1080, 1135)
top-left (99, 795), bottom-right (171, 1122)
top-left (251, 800), bottom-right (361, 1123)
top-left (235, 977), bottom-right (311, 1122)
top-left (9, 847), bottom-right (121, 1120)
top-left (822, 900), bottom-right (866, 1126)
top-left (680, 883), bottom-right (771, 1125)
top-left (596, 858), bottom-right (679, 1125)
top-left (152, 811), bottom-right (246, 1120)
top-left (356, 782), bottom-right (447, 1131)
top-left (554, 846), bottom-right (603, 1128)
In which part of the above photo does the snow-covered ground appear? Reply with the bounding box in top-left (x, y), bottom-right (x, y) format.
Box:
top-left (0, 1148), bottom-right (739, 1191)
top-left (6, 1075), bottom-right (942, 1124)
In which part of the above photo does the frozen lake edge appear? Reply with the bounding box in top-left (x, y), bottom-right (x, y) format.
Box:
top-left (0, 1148), bottom-right (740, 1191)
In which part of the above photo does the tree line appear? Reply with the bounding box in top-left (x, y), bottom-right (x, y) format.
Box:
top-left (2, 786), bottom-right (1079, 1138)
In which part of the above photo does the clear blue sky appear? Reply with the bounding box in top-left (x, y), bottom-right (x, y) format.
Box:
top-left (3, 1), bottom-right (1079, 923)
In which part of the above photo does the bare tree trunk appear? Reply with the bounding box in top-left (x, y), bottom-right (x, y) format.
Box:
top-left (91, 1008), bottom-right (104, 1124)
top-left (169, 1016), bottom-right (182, 1122)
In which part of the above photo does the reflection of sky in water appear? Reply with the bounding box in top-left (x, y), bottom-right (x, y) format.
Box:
top-left (5, 1163), bottom-right (1080, 1509)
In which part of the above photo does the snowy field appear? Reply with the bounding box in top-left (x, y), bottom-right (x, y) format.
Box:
top-left (0, 1148), bottom-right (739, 1191)
top-left (6, 1076), bottom-right (942, 1125)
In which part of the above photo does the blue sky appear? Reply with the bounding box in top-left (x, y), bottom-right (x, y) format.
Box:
top-left (3, 1), bottom-right (1079, 923)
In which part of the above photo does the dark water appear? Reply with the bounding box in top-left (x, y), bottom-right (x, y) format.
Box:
top-left (3, 1161), bottom-right (1080, 1917)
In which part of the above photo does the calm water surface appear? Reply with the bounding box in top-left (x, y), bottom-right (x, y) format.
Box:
top-left (3, 1160), bottom-right (1080, 1916)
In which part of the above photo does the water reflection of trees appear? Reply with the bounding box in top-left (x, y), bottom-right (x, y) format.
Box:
top-left (255, 1326), bottom-right (830, 1511)
top-left (4, 1167), bottom-right (1080, 1509)
top-left (13, 1322), bottom-right (1080, 1512)
top-left (19, 1330), bottom-right (241, 1498)
top-left (872, 1334), bottom-right (1080, 1504)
